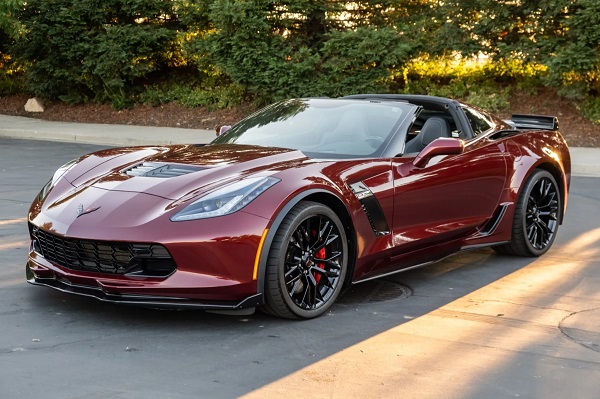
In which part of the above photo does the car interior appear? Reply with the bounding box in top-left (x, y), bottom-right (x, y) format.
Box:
top-left (404, 106), bottom-right (463, 154)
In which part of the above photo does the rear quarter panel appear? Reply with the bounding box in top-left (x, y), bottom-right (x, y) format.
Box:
top-left (499, 129), bottom-right (571, 221)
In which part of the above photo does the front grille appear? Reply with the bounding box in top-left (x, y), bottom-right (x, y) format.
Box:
top-left (30, 225), bottom-right (176, 276)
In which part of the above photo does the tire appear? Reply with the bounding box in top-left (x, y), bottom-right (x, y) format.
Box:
top-left (263, 201), bottom-right (348, 319)
top-left (494, 169), bottom-right (561, 257)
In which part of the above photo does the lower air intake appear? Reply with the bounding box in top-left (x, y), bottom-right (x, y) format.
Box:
top-left (30, 225), bottom-right (176, 277)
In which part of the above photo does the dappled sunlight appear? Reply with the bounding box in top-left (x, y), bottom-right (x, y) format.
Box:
top-left (0, 277), bottom-right (25, 288)
top-left (553, 227), bottom-right (600, 260)
top-left (241, 229), bottom-right (600, 399)
top-left (0, 217), bottom-right (27, 226)
top-left (0, 240), bottom-right (28, 251)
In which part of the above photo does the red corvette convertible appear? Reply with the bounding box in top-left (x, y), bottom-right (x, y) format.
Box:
top-left (26, 95), bottom-right (570, 319)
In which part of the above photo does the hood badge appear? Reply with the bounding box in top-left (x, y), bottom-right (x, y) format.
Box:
top-left (76, 204), bottom-right (101, 218)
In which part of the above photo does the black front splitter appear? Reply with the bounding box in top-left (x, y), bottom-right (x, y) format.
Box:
top-left (26, 263), bottom-right (264, 311)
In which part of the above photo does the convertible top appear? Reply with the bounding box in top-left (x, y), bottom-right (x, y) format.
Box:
top-left (343, 94), bottom-right (461, 111)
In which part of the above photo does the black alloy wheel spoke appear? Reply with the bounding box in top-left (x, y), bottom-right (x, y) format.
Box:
top-left (283, 213), bottom-right (344, 311)
top-left (322, 278), bottom-right (336, 289)
top-left (291, 236), bottom-right (303, 251)
top-left (525, 177), bottom-right (559, 250)
top-left (285, 257), bottom-right (301, 267)
top-left (311, 222), bottom-right (332, 252)
top-left (311, 265), bottom-right (339, 278)
top-left (527, 224), bottom-right (537, 243)
top-left (301, 223), bottom-right (310, 248)
top-left (315, 286), bottom-right (325, 304)
top-left (313, 231), bottom-right (339, 253)
top-left (309, 285), bottom-right (317, 309)
top-left (311, 266), bottom-right (328, 276)
top-left (285, 265), bottom-right (300, 278)
top-left (307, 272), bottom-right (318, 288)
top-left (318, 220), bottom-right (330, 241)
top-left (300, 281), bottom-right (310, 305)
top-left (324, 251), bottom-right (341, 262)
top-left (288, 279), bottom-right (301, 296)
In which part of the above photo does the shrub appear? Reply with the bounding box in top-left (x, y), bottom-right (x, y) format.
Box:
top-left (578, 96), bottom-right (600, 124)
top-left (13, 0), bottom-right (181, 107)
top-left (200, 1), bottom-right (417, 102)
top-left (140, 82), bottom-right (247, 110)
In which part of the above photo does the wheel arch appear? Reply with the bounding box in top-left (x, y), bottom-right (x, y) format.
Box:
top-left (533, 161), bottom-right (567, 224)
top-left (255, 189), bottom-right (357, 296)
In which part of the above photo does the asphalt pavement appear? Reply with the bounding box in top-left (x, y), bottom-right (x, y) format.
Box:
top-left (0, 114), bottom-right (599, 177)
top-left (0, 116), bottom-right (599, 399)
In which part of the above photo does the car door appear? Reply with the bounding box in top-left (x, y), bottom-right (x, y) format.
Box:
top-left (385, 108), bottom-right (508, 269)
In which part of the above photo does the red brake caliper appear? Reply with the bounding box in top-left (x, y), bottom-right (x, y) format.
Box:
top-left (313, 246), bottom-right (326, 283)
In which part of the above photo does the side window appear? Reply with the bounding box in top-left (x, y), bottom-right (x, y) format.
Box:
top-left (463, 106), bottom-right (494, 137)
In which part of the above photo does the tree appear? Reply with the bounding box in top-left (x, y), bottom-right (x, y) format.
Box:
top-left (0, 0), bottom-right (22, 55)
top-left (199, 0), bottom-right (422, 101)
top-left (13, 0), bottom-right (182, 106)
top-left (435, 0), bottom-right (600, 96)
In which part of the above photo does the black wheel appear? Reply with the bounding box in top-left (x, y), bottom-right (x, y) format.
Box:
top-left (494, 169), bottom-right (561, 257)
top-left (263, 201), bottom-right (348, 319)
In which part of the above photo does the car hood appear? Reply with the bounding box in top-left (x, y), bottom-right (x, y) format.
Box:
top-left (62, 144), bottom-right (309, 201)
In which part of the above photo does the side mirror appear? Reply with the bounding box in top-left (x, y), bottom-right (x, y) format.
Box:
top-left (413, 137), bottom-right (464, 168)
top-left (216, 125), bottom-right (232, 137)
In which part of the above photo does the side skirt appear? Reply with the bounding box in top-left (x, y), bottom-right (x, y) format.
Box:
top-left (352, 240), bottom-right (510, 285)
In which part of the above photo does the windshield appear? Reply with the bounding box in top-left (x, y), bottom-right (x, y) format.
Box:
top-left (211, 98), bottom-right (413, 158)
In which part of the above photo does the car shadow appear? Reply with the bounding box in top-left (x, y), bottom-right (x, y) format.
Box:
top-left (18, 248), bottom-right (537, 398)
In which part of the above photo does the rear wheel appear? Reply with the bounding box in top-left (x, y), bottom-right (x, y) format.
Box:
top-left (263, 201), bottom-right (348, 319)
top-left (494, 169), bottom-right (561, 256)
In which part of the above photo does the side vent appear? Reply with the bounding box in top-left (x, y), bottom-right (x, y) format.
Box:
top-left (479, 203), bottom-right (511, 236)
top-left (349, 182), bottom-right (390, 236)
top-left (124, 162), bottom-right (205, 178)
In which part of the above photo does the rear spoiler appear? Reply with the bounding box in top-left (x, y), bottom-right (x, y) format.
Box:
top-left (505, 114), bottom-right (559, 131)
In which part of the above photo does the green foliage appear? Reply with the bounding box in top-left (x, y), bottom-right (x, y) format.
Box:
top-left (0, 66), bottom-right (25, 96)
top-left (2, 0), bottom-right (600, 126)
top-left (140, 82), bottom-right (247, 110)
top-left (402, 57), bottom-right (545, 112)
top-left (200, 1), bottom-right (417, 101)
top-left (0, 1), bottom-right (22, 40)
top-left (578, 97), bottom-right (600, 125)
top-left (544, 0), bottom-right (600, 98)
top-left (13, 0), bottom-right (180, 107)
top-left (319, 27), bottom-right (413, 96)
top-left (435, 0), bottom-right (600, 99)
top-left (0, 0), bottom-right (25, 96)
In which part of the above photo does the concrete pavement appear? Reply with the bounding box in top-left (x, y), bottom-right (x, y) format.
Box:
top-left (0, 113), bottom-right (598, 177)
top-left (0, 114), bottom-right (215, 146)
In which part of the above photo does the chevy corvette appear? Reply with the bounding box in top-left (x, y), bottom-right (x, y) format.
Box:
top-left (26, 94), bottom-right (570, 319)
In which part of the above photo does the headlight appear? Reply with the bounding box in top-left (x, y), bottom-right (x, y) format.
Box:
top-left (170, 176), bottom-right (280, 221)
top-left (37, 159), bottom-right (79, 201)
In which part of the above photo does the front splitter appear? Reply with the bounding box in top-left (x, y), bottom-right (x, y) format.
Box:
top-left (26, 263), bottom-right (264, 311)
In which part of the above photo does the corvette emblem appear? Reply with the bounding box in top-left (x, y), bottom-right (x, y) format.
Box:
top-left (76, 204), bottom-right (101, 218)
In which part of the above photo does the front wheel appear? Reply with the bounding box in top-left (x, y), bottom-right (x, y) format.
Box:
top-left (263, 201), bottom-right (348, 319)
top-left (494, 169), bottom-right (561, 257)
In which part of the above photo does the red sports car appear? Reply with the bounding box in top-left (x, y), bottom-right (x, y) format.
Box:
top-left (26, 95), bottom-right (571, 319)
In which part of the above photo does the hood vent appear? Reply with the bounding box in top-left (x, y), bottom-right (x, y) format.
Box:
top-left (124, 162), bottom-right (205, 178)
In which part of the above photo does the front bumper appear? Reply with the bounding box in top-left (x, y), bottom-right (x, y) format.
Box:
top-left (26, 260), bottom-right (264, 310)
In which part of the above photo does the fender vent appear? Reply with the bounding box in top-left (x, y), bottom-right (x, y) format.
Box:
top-left (125, 162), bottom-right (204, 178)
top-left (349, 181), bottom-right (390, 236)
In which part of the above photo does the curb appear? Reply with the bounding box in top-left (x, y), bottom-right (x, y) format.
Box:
top-left (569, 147), bottom-right (600, 177)
top-left (0, 114), bottom-right (215, 146)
